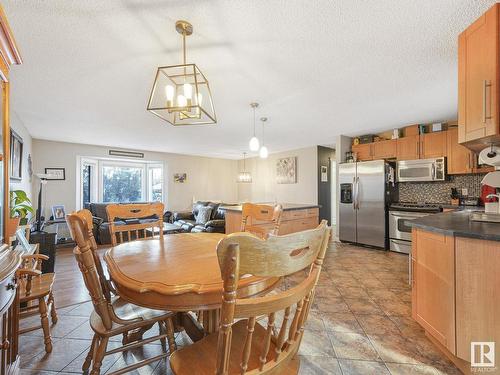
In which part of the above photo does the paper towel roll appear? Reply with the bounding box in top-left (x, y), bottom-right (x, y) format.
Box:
top-left (481, 171), bottom-right (500, 187)
top-left (479, 146), bottom-right (500, 166)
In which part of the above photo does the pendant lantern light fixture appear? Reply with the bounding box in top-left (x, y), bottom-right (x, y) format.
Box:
top-left (237, 152), bottom-right (252, 183)
top-left (147, 20), bottom-right (216, 125)
top-left (248, 102), bottom-right (260, 152)
top-left (259, 117), bottom-right (269, 159)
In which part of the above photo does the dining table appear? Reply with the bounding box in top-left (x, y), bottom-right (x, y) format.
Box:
top-left (103, 232), bottom-right (280, 341)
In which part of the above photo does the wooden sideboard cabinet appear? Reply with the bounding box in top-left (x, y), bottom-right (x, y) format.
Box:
top-left (224, 205), bottom-right (319, 236)
top-left (458, 3), bottom-right (500, 148)
top-left (0, 246), bottom-right (22, 375)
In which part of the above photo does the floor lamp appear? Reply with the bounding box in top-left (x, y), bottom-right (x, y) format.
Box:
top-left (33, 173), bottom-right (48, 234)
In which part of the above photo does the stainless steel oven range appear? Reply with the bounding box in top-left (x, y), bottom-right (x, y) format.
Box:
top-left (388, 203), bottom-right (442, 254)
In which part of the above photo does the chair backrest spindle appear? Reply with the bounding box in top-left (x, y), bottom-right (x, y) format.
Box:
top-left (240, 203), bottom-right (283, 239)
top-left (106, 202), bottom-right (164, 246)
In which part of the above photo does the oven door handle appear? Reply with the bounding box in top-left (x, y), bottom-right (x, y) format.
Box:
top-left (389, 212), bottom-right (428, 218)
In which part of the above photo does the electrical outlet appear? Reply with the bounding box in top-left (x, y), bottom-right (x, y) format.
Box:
top-left (461, 188), bottom-right (468, 196)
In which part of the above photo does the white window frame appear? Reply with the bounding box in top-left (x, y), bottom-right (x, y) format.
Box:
top-left (76, 156), bottom-right (164, 210)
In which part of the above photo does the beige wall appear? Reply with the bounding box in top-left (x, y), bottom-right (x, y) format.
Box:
top-left (237, 146), bottom-right (318, 204)
top-left (9, 112), bottom-right (33, 198)
top-left (32, 139), bottom-right (239, 218)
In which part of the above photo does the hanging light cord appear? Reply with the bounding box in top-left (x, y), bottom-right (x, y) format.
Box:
top-left (261, 120), bottom-right (265, 145)
top-left (253, 107), bottom-right (256, 137)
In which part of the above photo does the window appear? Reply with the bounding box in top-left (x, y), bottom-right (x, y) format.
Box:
top-left (77, 157), bottom-right (164, 209)
top-left (102, 164), bottom-right (143, 202)
top-left (148, 165), bottom-right (163, 202)
top-left (81, 159), bottom-right (97, 208)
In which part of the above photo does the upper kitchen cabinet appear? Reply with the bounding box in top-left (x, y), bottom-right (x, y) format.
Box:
top-left (372, 139), bottom-right (396, 159)
top-left (351, 143), bottom-right (373, 161)
top-left (396, 134), bottom-right (419, 160)
top-left (447, 128), bottom-right (473, 174)
top-left (458, 3), bottom-right (500, 149)
top-left (420, 131), bottom-right (446, 158)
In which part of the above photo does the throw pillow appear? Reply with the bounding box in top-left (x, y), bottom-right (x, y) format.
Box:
top-left (196, 206), bottom-right (213, 225)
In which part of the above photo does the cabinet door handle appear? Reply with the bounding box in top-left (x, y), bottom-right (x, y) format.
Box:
top-left (483, 80), bottom-right (492, 123)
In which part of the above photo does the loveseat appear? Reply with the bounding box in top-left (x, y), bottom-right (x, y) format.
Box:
top-left (171, 201), bottom-right (234, 233)
top-left (85, 202), bottom-right (171, 245)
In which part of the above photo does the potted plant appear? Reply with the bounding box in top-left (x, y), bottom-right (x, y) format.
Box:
top-left (7, 190), bottom-right (34, 240)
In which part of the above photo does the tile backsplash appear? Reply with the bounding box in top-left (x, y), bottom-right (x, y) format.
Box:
top-left (398, 173), bottom-right (486, 203)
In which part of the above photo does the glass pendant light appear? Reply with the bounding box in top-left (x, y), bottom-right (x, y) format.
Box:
top-left (259, 117), bottom-right (269, 159)
top-left (248, 102), bottom-right (260, 151)
top-left (237, 152), bottom-right (252, 183)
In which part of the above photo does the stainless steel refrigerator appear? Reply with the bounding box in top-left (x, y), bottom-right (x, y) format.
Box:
top-left (338, 160), bottom-right (397, 249)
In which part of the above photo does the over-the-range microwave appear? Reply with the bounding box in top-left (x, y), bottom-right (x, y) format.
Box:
top-left (396, 157), bottom-right (446, 182)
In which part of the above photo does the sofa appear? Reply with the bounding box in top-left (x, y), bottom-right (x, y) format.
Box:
top-left (85, 202), bottom-right (171, 245)
top-left (171, 201), bottom-right (234, 233)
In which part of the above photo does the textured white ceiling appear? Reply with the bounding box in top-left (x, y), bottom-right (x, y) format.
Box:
top-left (2, 0), bottom-right (497, 159)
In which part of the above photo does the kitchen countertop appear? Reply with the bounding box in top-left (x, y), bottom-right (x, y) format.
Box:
top-left (219, 203), bottom-right (320, 212)
top-left (409, 209), bottom-right (500, 241)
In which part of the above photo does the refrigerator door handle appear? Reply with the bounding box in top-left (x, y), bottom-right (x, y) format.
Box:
top-left (355, 176), bottom-right (360, 210)
top-left (352, 176), bottom-right (357, 210)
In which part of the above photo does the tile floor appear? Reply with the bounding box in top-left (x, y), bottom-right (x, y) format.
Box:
top-left (19, 242), bottom-right (462, 375)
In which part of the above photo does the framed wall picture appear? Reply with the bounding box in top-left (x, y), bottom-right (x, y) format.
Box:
top-left (173, 173), bottom-right (187, 183)
top-left (51, 205), bottom-right (66, 221)
top-left (10, 129), bottom-right (23, 181)
top-left (45, 167), bottom-right (65, 180)
top-left (321, 165), bottom-right (328, 182)
top-left (276, 157), bottom-right (297, 184)
top-left (15, 227), bottom-right (31, 251)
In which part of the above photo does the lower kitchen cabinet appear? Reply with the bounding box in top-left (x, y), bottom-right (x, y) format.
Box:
top-left (455, 237), bottom-right (500, 362)
top-left (411, 229), bottom-right (456, 354)
top-left (412, 228), bottom-right (500, 371)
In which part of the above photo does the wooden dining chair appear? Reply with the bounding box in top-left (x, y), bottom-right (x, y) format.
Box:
top-left (106, 202), bottom-right (165, 246)
top-left (240, 203), bottom-right (283, 239)
top-left (73, 209), bottom-right (114, 300)
top-left (66, 213), bottom-right (177, 375)
top-left (17, 253), bottom-right (57, 353)
top-left (170, 220), bottom-right (330, 375)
